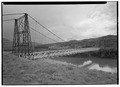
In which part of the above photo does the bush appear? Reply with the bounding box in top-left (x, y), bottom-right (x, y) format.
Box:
top-left (94, 48), bottom-right (118, 58)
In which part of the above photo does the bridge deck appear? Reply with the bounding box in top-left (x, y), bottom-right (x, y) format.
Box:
top-left (32, 47), bottom-right (100, 59)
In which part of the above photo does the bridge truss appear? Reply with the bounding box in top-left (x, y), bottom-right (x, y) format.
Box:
top-left (12, 13), bottom-right (33, 59)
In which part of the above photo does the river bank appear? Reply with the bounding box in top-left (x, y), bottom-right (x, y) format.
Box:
top-left (3, 52), bottom-right (117, 85)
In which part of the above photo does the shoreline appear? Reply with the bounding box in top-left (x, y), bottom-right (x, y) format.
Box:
top-left (42, 57), bottom-right (117, 74)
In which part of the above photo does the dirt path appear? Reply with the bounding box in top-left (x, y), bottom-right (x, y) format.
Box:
top-left (2, 52), bottom-right (117, 85)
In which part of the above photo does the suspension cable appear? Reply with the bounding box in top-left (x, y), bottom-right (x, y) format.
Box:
top-left (3, 19), bottom-right (15, 22)
top-left (2, 13), bottom-right (25, 16)
top-left (28, 14), bottom-right (65, 42)
top-left (29, 26), bottom-right (58, 43)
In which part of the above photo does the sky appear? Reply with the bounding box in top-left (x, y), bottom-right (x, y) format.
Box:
top-left (3, 2), bottom-right (117, 44)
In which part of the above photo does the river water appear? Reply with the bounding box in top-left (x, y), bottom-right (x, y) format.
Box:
top-left (51, 57), bottom-right (117, 74)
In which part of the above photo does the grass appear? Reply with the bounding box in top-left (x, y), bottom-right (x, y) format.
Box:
top-left (2, 52), bottom-right (117, 85)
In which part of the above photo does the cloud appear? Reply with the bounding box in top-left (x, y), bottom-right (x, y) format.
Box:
top-left (49, 2), bottom-right (117, 41)
top-left (69, 2), bottom-right (117, 40)
top-left (89, 2), bottom-right (117, 21)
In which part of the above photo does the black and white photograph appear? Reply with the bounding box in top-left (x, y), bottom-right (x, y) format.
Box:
top-left (2, 1), bottom-right (118, 85)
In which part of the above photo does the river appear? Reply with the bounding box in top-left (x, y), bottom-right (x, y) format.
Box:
top-left (51, 57), bottom-right (117, 74)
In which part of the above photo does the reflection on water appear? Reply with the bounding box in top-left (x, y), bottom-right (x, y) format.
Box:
top-left (51, 57), bottom-right (117, 74)
top-left (88, 63), bottom-right (117, 74)
top-left (78, 60), bottom-right (117, 74)
top-left (78, 60), bottom-right (92, 67)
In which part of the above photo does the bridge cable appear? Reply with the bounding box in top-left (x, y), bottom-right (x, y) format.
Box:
top-left (14, 20), bottom-right (58, 43)
top-left (2, 13), bottom-right (25, 16)
top-left (3, 19), bottom-right (16, 22)
top-left (29, 26), bottom-right (58, 43)
top-left (28, 14), bottom-right (65, 42)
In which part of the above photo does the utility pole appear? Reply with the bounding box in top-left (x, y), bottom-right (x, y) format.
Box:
top-left (12, 13), bottom-right (33, 59)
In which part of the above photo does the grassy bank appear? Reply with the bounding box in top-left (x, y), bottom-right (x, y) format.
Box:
top-left (2, 52), bottom-right (117, 85)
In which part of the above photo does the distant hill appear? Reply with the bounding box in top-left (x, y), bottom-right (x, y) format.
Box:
top-left (47, 35), bottom-right (117, 50)
top-left (32, 42), bottom-right (42, 48)
top-left (3, 38), bottom-right (42, 51)
top-left (3, 38), bottom-right (13, 51)
top-left (3, 35), bottom-right (117, 51)
top-left (79, 35), bottom-right (117, 49)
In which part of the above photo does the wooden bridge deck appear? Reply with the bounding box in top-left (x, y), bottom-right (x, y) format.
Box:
top-left (32, 47), bottom-right (100, 59)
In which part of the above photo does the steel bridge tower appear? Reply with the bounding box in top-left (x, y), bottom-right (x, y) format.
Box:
top-left (12, 13), bottom-right (33, 59)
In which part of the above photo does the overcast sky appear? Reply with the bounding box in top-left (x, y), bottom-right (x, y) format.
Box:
top-left (3, 2), bottom-right (117, 44)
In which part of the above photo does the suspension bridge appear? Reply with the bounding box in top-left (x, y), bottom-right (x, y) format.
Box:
top-left (3, 13), bottom-right (99, 60)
